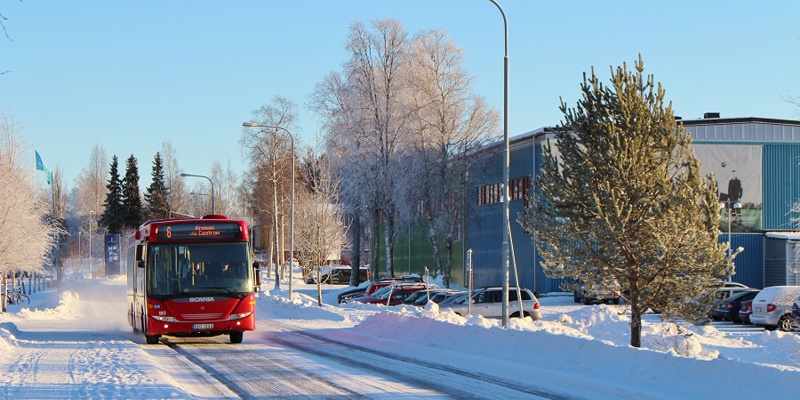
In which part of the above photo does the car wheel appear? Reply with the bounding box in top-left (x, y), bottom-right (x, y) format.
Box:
top-left (573, 292), bottom-right (580, 303)
top-left (711, 315), bottom-right (722, 322)
top-left (584, 297), bottom-right (592, 306)
top-left (612, 298), bottom-right (620, 305)
top-left (778, 315), bottom-right (792, 332)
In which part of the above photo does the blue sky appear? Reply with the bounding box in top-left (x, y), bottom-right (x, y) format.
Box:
top-left (2, 1), bottom-right (799, 190)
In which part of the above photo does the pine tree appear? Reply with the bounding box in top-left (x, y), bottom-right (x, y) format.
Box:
top-left (121, 154), bottom-right (143, 230)
top-left (144, 152), bottom-right (170, 220)
top-left (99, 155), bottom-right (124, 234)
top-left (519, 56), bottom-right (733, 348)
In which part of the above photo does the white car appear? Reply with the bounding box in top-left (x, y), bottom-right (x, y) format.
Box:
top-left (440, 287), bottom-right (542, 320)
top-left (749, 286), bottom-right (800, 331)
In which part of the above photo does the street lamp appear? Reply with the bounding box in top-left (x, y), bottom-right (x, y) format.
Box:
top-left (89, 211), bottom-right (95, 278)
top-left (721, 200), bottom-right (742, 258)
top-left (242, 122), bottom-right (296, 298)
top-left (488, 0), bottom-right (511, 329)
top-left (181, 173), bottom-right (215, 215)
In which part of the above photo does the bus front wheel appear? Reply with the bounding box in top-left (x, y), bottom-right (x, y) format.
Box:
top-left (145, 334), bottom-right (161, 344)
top-left (230, 331), bottom-right (243, 344)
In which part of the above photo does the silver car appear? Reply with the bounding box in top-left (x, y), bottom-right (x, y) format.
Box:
top-left (439, 287), bottom-right (542, 320)
top-left (749, 286), bottom-right (800, 331)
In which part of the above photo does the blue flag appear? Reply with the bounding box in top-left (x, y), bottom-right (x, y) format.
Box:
top-left (35, 150), bottom-right (53, 185)
top-left (35, 150), bottom-right (46, 171)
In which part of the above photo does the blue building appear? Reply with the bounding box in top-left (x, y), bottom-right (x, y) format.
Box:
top-left (465, 116), bottom-right (800, 293)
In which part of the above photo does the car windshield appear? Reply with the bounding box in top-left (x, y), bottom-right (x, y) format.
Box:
top-left (147, 242), bottom-right (251, 296)
top-left (442, 292), bottom-right (469, 304)
top-left (405, 290), bottom-right (429, 303)
top-left (727, 290), bottom-right (758, 302)
top-left (371, 286), bottom-right (394, 299)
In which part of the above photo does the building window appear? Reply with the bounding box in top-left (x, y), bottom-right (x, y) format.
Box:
top-left (477, 176), bottom-right (531, 206)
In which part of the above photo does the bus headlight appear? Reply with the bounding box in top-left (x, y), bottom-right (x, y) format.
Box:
top-left (152, 315), bottom-right (177, 322)
top-left (229, 312), bottom-right (253, 320)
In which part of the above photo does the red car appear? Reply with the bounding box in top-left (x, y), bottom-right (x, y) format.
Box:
top-left (739, 299), bottom-right (754, 324)
top-left (355, 284), bottom-right (429, 306)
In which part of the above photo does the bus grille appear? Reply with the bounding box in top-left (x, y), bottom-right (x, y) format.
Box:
top-left (181, 313), bottom-right (223, 320)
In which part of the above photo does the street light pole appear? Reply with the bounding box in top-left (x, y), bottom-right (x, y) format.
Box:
top-left (243, 122), bottom-right (295, 298)
top-left (181, 173), bottom-right (215, 215)
top-left (488, 0), bottom-right (511, 329)
top-left (725, 200), bottom-right (742, 258)
top-left (89, 211), bottom-right (95, 278)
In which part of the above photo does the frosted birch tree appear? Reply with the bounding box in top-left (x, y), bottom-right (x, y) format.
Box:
top-left (519, 57), bottom-right (733, 348)
top-left (315, 19), bottom-right (412, 278)
top-left (399, 29), bottom-right (498, 287)
top-left (160, 141), bottom-right (190, 217)
top-left (0, 114), bottom-right (58, 306)
top-left (240, 96), bottom-right (297, 279)
top-left (71, 144), bottom-right (108, 218)
top-left (295, 152), bottom-right (348, 305)
top-left (311, 70), bottom-right (377, 281)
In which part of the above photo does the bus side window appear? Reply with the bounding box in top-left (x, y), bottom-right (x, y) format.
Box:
top-left (135, 245), bottom-right (145, 268)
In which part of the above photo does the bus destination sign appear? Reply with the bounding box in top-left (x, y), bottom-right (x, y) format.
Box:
top-left (156, 222), bottom-right (242, 241)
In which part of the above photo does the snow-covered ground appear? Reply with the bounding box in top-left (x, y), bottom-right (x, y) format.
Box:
top-left (0, 272), bottom-right (798, 398)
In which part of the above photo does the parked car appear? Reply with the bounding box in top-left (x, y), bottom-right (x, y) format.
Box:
top-left (791, 300), bottom-right (800, 331)
top-left (306, 265), bottom-right (370, 285)
top-left (713, 284), bottom-right (753, 304)
top-left (739, 299), bottom-right (754, 324)
top-left (337, 286), bottom-right (369, 304)
top-left (573, 280), bottom-right (621, 305)
top-left (710, 289), bottom-right (760, 323)
top-left (440, 287), bottom-right (542, 320)
top-left (425, 290), bottom-right (465, 306)
top-left (337, 276), bottom-right (425, 304)
top-left (403, 289), bottom-right (463, 306)
top-left (749, 286), bottom-right (800, 331)
top-left (439, 291), bottom-right (469, 306)
top-left (355, 284), bottom-right (430, 306)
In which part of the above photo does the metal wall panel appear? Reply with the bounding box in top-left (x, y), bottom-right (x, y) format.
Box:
top-left (764, 237), bottom-right (787, 287)
top-left (467, 139), bottom-right (538, 290)
top-left (726, 234), bottom-right (765, 288)
top-left (763, 144), bottom-right (800, 230)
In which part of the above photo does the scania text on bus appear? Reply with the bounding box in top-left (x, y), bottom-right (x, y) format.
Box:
top-left (127, 215), bottom-right (260, 344)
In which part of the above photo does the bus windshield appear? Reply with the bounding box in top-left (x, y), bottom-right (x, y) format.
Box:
top-left (147, 242), bottom-right (251, 296)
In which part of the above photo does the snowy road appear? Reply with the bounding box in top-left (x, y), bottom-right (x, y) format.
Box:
top-left (140, 320), bottom-right (575, 399)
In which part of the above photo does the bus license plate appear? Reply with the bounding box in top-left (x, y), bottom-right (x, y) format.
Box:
top-left (192, 324), bottom-right (214, 330)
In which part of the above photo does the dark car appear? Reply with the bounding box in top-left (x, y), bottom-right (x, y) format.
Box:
top-left (403, 289), bottom-right (461, 306)
top-left (739, 299), bottom-right (754, 324)
top-left (307, 265), bottom-right (370, 285)
top-left (337, 286), bottom-right (369, 304)
top-left (711, 289), bottom-right (760, 323)
top-left (792, 299), bottom-right (800, 331)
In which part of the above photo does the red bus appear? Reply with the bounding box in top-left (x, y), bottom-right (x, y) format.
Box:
top-left (127, 215), bottom-right (260, 344)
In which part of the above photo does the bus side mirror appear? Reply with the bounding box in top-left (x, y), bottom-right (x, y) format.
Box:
top-left (253, 261), bottom-right (262, 289)
top-left (135, 245), bottom-right (145, 268)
